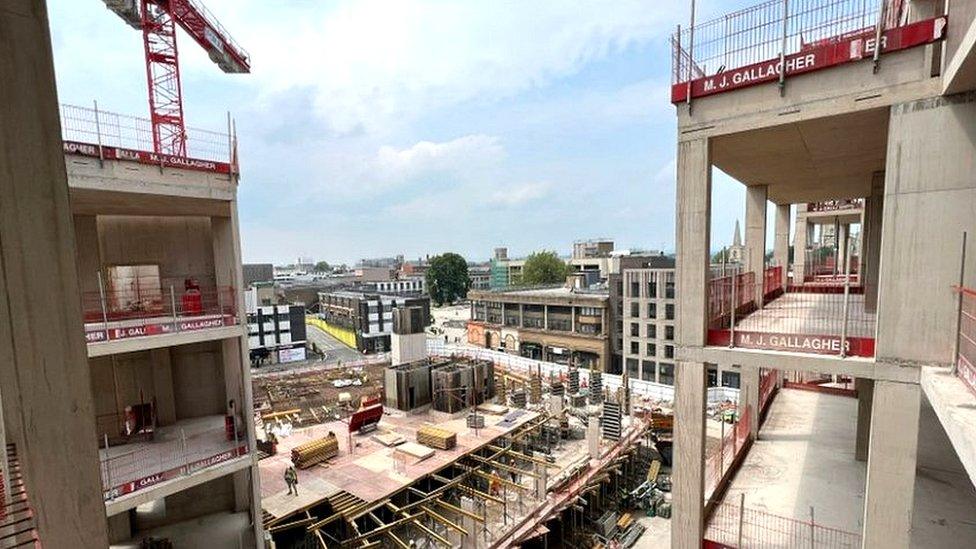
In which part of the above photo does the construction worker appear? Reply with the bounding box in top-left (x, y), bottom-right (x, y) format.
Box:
top-left (509, 457), bottom-right (519, 483)
top-left (284, 464), bottom-right (299, 496)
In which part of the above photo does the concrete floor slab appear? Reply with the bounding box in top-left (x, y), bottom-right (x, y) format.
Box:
top-left (737, 293), bottom-right (875, 338)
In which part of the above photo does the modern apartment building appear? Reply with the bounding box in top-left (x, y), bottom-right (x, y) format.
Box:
top-left (318, 290), bottom-right (431, 353)
top-left (246, 303), bottom-right (307, 365)
top-left (467, 280), bottom-right (611, 371)
top-left (670, 1), bottom-right (976, 547)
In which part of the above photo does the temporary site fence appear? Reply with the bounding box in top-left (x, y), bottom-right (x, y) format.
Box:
top-left (60, 102), bottom-right (233, 164)
top-left (425, 341), bottom-right (741, 405)
top-left (706, 497), bottom-right (862, 549)
top-left (671, 0), bottom-right (906, 86)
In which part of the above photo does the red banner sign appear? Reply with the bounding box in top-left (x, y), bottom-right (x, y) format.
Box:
top-left (63, 140), bottom-right (232, 174)
top-left (103, 445), bottom-right (247, 501)
top-left (708, 329), bottom-right (875, 358)
top-left (86, 315), bottom-right (234, 344)
top-left (672, 16), bottom-right (947, 103)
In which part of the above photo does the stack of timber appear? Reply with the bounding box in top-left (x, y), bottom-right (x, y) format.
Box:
top-left (511, 389), bottom-right (527, 409)
top-left (417, 425), bottom-right (457, 450)
top-left (568, 368), bottom-right (580, 394)
top-left (550, 379), bottom-right (564, 397)
top-left (291, 432), bottom-right (339, 469)
top-left (589, 371), bottom-right (603, 404)
top-left (529, 374), bottom-right (542, 404)
top-left (602, 401), bottom-right (622, 441)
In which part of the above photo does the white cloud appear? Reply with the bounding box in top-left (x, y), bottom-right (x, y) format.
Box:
top-left (374, 134), bottom-right (503, 183)
top-left (489, 181), bottom-right (552, 206)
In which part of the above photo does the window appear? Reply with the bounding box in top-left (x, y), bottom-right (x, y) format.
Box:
top-left (630, 323), bottom-right (639, 337)
top-left (647, 302), bottom-right (657, 319)
top-left (665, 345), bottom-right (674, 359)
top-left (646, 343), bottom-right (656, 357)
top-left (665, 304), bottom-right (675, 320)
top-left (665, 325), bottom-right (674, 341)
top-left (630, 281), bottom-right (640, 297)
top-left (641, 360), bottom-right (655, 381)
top-left (659, 363), bottom-right (675, 385)
top-left (665, 277), bottom-right (675, 299)
top-left (627, 358), bottom-right (640, 377)
top-left (722, 371), bottom-right (741, 389)
top-left (630, 342), bottom-right (639, 354)
top-left (707, 369), bottom-right (718, 387)
top-left (647, 324), bottom-right (656, 339)
top-left (647, 281), bottom-right (656, 298)
top-left (630, 302), bottom-right (640, 318)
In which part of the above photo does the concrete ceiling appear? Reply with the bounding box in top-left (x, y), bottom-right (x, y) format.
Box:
top-left (70, 188), bottom-right (231, 217)
top-left (711, 107), bottom-right (889, 204)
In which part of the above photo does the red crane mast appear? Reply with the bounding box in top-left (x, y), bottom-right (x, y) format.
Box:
top-left (103, 0), bottom-right (250, 157)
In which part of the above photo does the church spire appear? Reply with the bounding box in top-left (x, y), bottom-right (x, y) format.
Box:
top-left (733, 219), bottom-right (742, 247)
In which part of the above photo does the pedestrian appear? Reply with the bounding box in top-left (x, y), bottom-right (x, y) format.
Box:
top-left (284, 463), bottom-right (299, 496)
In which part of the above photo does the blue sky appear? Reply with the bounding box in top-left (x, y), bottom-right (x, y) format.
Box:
top-left (49, 0), bottom-right (759, 264)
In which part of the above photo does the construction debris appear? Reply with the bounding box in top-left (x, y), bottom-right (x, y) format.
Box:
top-left (291, 432), bottom-right (339, 469)
top-left (417, 424), bottom-right (457, 450)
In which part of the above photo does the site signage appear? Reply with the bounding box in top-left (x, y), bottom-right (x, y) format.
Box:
top-left (86, 315), bottom-right (234, 344)
top-left (103, 445), bottom-right (247, 501)
top-left (671, 16), bottom-right (947, 103)
top-left (63, 140), bottom-right (233, 174)
top-left (707, 329), bottom-right (875, 358)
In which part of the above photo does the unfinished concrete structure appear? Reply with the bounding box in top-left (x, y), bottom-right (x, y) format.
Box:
top-left (384, 358), bottom-right (495, 414)
top-left (670, 1), bottom-right (976, 547)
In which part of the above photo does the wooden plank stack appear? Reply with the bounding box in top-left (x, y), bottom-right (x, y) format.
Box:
top-left (291, 431), bottom-right (339, 469)
top-left (416, 425), bottom-right (456, 450)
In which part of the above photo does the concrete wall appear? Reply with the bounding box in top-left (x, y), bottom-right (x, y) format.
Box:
top-left (876, 93), bottom-right (976, 365)
top-left (171, 341), bottom-right (228, 419)
top-left (133, 474), bottom-right (236, 533)
top-left (97, 215), bottom-right (216, 291)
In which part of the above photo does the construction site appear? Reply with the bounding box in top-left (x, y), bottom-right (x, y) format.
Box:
top-left (255, 327), bottom-right (683, 548)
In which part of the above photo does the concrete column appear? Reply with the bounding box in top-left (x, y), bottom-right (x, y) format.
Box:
top-left (518, 303), bottom-right (524, 328)
top-left (73, 215), bottom-right (102, 295)
top-left (740, 365), bottom-right (760, 438)
top-left (745, 185), bottom-right (768, 306)
top-left (0, 2), bottom-right (108, 545)
top-left (854, 378), bottom-right (874, 462)
top-left (863, 173), bottom-right (884, 313)
top-left (793, 209), bottom-right (809, 285)
top-left (672, 137), bottom-right (711, 549)
top-left (673, 362), bottom-right (707, 548)
top-left (862, 381), bottom-right (920, 548)
top-left (543, 304), bottom-right (548, 330)
top-left (773, 204), bottom-right (790, 287)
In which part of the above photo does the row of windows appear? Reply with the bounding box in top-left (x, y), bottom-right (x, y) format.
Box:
top-left (629, 302), bottom-right (674, 320)
top-left (629, 341), bottom-right (674, 358)
top-left (625, 359), bottom-right (675, 385)
top-left (628, 322), bottom-right (674, 340)
top-left (626, 275), bottom-right (676, 299)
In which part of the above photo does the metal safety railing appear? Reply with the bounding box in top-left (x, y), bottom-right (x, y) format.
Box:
top-left (705, 405), bottom-right (752, 501)
top-left (763, 266), bottom-right (784, 302)
top-left (808, 198), bottom-right (865, 212)
top-left (707, 498), bottom-right (862, 548)
top-left (60, 102), bottom-right (232, 163)
top-left (954, 286), bottom-right (976, 395)
top-left (82, 281), bottom-right (237, 344)
top-left (804, 247), bottom-right (860, 282)
top-left (708, 272), bottom-right (758, 330)
top-left (672, 0), bottom-right (905, 85)
top-left (99, 420), bottom-right (247, 501)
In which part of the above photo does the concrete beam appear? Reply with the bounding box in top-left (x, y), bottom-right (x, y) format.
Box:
top-left (919, 366), bottom-right (976, 488)
top-left (0, 2), bottom-right (109, 544)
top-left (679, 345), bottom-right (920, 383)
top-left (862, 380), bottom-right (921, 548)
top-left (86, 325), bottom-right (246, 357)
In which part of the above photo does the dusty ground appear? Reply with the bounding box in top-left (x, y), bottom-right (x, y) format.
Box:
top-left (252, 360), bottom-right (388, 427)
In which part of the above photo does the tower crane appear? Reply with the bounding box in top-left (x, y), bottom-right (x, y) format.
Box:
top-left (102, 0), bottom-right (250, 157)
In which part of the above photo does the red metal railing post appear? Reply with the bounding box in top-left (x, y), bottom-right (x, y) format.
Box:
top-left (952, 232), bottom-right (968, 375)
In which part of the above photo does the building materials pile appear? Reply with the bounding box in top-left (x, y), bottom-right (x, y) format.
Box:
top-left (417, 425), bottom-right (456, 450)
top-left (291, 432), bottom-right (339, 469)
top-left (466, 413), bottom-right (485, 429)
top-left (529, 374), bottom-right (542, 404)
top-left (550, 379), bottom-right (564, 397)
top-left (511, 389), bottom-right (527, 409)
top-left (568, 367), bottom-right (580, 394)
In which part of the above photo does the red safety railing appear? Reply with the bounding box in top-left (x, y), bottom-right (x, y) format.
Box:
top-left (82, 285), bottom-right (237, 344)
top-left (708, 272), bottom-right (757, 330)
top-left (807, 198), bottom-right (864, 212)
top-left (763, 266), bottom-right (784, 303)
top-left (60, 103), bottom-right (234, 167)
top-left (955, 286), bottom-right (976, 396)
top-left (672, 0), bottom-right (904, 86)
top-left (705, 405), bottom-right (752, 502)
top-left (100, 421), bottom-right (247, 501)
top-left (706, 499), bottom-right (862, 548)
top-left (759, 368), bottom-right (778, 419)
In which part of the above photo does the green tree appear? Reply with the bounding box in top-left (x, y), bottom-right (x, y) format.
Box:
top-left (521, 250), bottom-right (569, 285)
top-left (426, 253), bottom-right (471, 305)
top-left (314, 261), bottom-right (331, 272)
